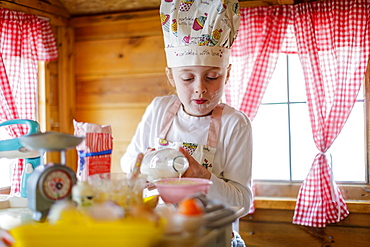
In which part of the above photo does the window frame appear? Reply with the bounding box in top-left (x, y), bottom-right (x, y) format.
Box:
top-left (252, 58), bottom-right (370, 213)
top-left (0, 61), bottom-right (51, 194)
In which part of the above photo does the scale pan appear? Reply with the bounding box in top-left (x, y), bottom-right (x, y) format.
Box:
top-left (19, 131), bottom-right (84, 151)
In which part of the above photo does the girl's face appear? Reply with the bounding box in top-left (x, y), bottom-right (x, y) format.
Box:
top-left (166, 65), bottom-right (231, 117)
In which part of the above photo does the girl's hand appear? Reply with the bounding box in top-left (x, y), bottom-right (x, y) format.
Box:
top-left (144, 147), bottom-right (156, 154)
top-left (179, 147), bottom-right (211, 179)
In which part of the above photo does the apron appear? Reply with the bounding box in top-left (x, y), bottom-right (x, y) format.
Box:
top-left (154, 98), bottom-right (244, 238)
top-left (155, 98), bottom-right (224, 173)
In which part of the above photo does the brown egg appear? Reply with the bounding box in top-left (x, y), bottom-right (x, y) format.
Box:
top-left (129, 204), bottom-right (160, 225)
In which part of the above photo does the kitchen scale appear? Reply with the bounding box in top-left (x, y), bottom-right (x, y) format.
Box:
top-left (19, 131), bottom-right (84, 222)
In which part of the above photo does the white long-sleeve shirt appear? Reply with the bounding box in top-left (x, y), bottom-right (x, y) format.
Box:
top-left (121, 95), bottom-right (253, 211)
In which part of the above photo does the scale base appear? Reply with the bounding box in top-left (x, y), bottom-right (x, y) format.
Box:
top-left (32, 210), bottom-right (49, 222)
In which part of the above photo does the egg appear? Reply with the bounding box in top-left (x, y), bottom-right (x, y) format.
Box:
top-left (128, 204), bottom-right (160, 225)
top-left (87, 201), bottom-right (125, 221)
top-left (155, 203), bottom-right (179, 234)
top-left (176, 198), bottom-right (205, 235)
top-left (174, 213), bottom-right (204, 236)
top-left (178, 197), bottom-right (204, 216)
top-left (48, 200), bottom-right (80, 225)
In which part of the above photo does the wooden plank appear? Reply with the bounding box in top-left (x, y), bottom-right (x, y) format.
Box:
top-left (339, 184), bottom-right (370, 201)
top-left (240, 220), bottom-right (370, 247)
top-left (346, 201), bottom-right (370, 213)
top-left (66, 0), bottom-right (296, 19)
top-left (0, 200), bottom-right (10, 209)
top-left (70, 9), bottom-right (159, 27)
top-left (58, 26), bottom-right (75, 134)
top-left (63, 0), bottom-right (159, 16)
top-left (240, 1), bottom-right (272, 8)
top-left (76, 103), bottom-right (149, 109)
top-left (253, 197), bottom-right (370, 213)
top-left (76, 74), bottom-right (171, 105)
top-left (242, 208), bottom-right (370, 228)
top-left (57, 26), bottom-right (77, 170)
top-left (49, 105), bottom-right (61, 130)
top-left (254, 182), bottom-right (370, 202)
top-left (49, 73), bottom-right (59, 109)
top-left (74, 18), bottom-right (162, 41)
top-left (0, 186), bottom-right (10, 195)
top-left (254, 197), bottom-right (297, 210)
top-left (242, 209), bottom-right (295, 223)
top-left (38, 61), bottom-right (48, 133)
top-left (47, 60), bottom-right (58, 74)
top-left (254, 182), bottom-right (300, 197)
top-left (111, 140), bottom-right (129, 173)
top-left (75, 36), bottom-right (166, 76)
top-left (74, 107), bottom-right (146, 142)
top-left (324, 226), bottom-right (370, 246)
top-left (74, 107), bottom-right (147, 174)
top-left (38, 28), bottom-right (59, 162)
top-left (10, 0), bottom-right (69, 16)
top-left (365, 59), bottom-right (370, 179)
top-left (333, 212), bottom-right (370, 228)
top-left (240, 209), bottom-right (370, 246)
top-left (44, 0), bottom-right (67, 8)
top-left (240, 221), bottom-right (325, 247)
top-left (47, 63), bottom-right (59, 157)
top-left (70, 2), bottom-right (296, 31)
top-left (0, 1), bottom-right (68, 26)
top-left (72, 10), bottom-right (161, 41)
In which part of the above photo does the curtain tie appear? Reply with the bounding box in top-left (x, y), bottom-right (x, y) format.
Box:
top-left (324, 153), bottom-right (341, 222)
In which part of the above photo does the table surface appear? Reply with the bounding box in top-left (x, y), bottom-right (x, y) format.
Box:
top-left (0, 207), bottom-right (33, 230)
top-left (0, 207), bottom-right (233, 247)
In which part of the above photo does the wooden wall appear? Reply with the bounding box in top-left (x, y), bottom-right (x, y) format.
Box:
top-left (239, 208), bottom-right (370, 247)
top-left (71, 10), bottom-right (171, 172)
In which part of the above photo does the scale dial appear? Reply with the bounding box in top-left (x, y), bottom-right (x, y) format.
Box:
top-left (28, 163), bottom-right (77, 222)
top-left (41, 169), bottom-right (73, 200)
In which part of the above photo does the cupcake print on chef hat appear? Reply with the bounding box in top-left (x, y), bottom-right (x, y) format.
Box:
top-left (160, 0), bottom-right (240, 68)
top-left (161, 12), bottom-right (170, 32)
top-left (171, 19), bottom-right (178, 37)
top-left (217, 0), bottom-right (228, 13)
top-left (199, 29), bottom-right (223, 47)
top-left (192, 13), bottom-right (207, 31)
top-left (180, 0), bottom-right (195, 12)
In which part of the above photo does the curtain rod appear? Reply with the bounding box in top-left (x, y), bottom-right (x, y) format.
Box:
top-left (38, 16), bottom-right (50, 22)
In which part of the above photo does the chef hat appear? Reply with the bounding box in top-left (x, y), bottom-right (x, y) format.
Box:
top-left (160, 0), bottom-right (240, 68)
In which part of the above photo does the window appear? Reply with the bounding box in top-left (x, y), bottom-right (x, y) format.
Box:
top-left (0, 61), bottom-right (46, 191)
top-left (0, 9), bottom-right (58, 194)
top-left (252, 53), bottom-right (367, 184)
top-left (0, 127), bottom-right (16, 188)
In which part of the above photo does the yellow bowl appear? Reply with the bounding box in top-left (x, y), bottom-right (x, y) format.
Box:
top-left (10, 218), bottom-right (162, 247)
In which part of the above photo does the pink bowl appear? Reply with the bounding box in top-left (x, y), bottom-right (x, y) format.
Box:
top-left (154, 178), bottom-right (213, 204)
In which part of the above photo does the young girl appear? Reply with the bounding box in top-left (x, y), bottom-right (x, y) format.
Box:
top-left (121, 0), bottom-right (252, 216)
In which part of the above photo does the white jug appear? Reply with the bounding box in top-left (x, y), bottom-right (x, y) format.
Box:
top-left (140, 148), bottom-right (189, 182)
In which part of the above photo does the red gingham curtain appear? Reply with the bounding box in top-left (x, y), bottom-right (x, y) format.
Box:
top-left (292, 0), bottom-right (369, 227)
top-left (225, 6), bottom-right (291, 120)
top-left (0, 8), bottom-right (58, 194)
top-left (226, 0), bottom-right (370, 227)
